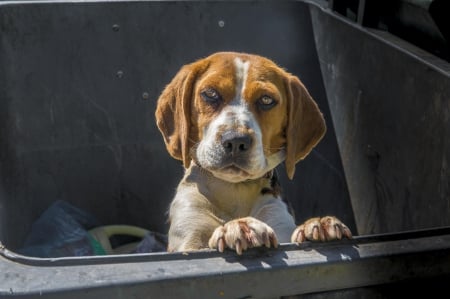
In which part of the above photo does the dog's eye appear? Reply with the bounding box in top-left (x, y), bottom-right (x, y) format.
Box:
top-left (201, 88), bottom-right (222, 104)
top-left (257, 95), bottom-right (277, 110)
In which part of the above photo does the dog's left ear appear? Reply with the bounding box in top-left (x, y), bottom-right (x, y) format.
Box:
top-left (155, 62), bottom-right (202, 168)
top-left (284, 75), bottom-right (326, 180)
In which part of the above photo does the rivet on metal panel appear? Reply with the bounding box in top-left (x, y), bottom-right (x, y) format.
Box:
top-left (218, 20), bottom-right (225, 28)
top-left (142, 92), bottom-right (150, 100)
top-left (116, 70), bottom-right (124, 79)
top-left (112, 24), bottom-right (120, 32)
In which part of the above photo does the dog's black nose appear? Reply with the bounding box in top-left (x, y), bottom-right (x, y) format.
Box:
top-left (221, 131), bottom-right (253, 155)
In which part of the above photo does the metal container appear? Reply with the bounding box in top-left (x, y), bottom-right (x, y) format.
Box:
top-left (1, 0), bottom-right (449, 297)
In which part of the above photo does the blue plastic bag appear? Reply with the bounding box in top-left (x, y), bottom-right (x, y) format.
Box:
top-left (18, 200), bottom-right (103, 257)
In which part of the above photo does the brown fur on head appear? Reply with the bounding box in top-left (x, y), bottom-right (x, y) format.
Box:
top-left (155, 52), bottom-right (326, 179)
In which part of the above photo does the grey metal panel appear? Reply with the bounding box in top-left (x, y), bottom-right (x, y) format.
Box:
top-left (0, 0), bottom-right (449, 298)
top-left (2, 228), bottom-right (450, 298)
top-left (311, 4), bottom-right (450, 235)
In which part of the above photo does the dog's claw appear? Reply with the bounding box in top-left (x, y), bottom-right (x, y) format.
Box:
top-left (291, 216), bottom-right (352, 243)
top-left (235, 240), bottom-right (242, 255)
top-left (312, 225), bottom-right (319, 240)
top-left (270, 233), bottom-right (278, 248)
top-left (335, 224), bottom-right (342, 239)
top-left (218, 238), bottom-right (225, 253)
top-left (262, 232), bottom-right (270, 248)
top-left (294, 227), bottom-right (306, 243)
top-left (344, 227), bottom-right (353, 239)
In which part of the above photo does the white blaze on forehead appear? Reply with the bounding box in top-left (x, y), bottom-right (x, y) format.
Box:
top-left (228, 57), bottom-right (253, 126)
top-left (233, 57), bottom-right (250, 103)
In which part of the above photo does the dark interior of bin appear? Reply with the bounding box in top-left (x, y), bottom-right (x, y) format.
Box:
top-left (0, 1), bottom-right (448, 253)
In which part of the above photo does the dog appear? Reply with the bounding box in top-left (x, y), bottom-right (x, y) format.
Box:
top-left (155, 52), bottom-right (352, 254)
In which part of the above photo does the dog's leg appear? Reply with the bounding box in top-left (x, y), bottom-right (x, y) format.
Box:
top-left (291, 216), bottom-right (352, 243)
top-left (208, 196), bottom-right (298, 254)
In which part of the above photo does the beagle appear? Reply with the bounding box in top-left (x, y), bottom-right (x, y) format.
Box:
top-left (156, 52), bottom-right (352, 254)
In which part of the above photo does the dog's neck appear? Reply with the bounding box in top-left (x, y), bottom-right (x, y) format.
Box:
top-left (181, 163), bottom-right (282, 218)
top-left (185, 162), bottom-right (280, 194)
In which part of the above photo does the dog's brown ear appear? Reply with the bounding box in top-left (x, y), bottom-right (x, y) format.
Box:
top-left (155, 63), bottom-right (200, 168)
top-left (284, 75), bottom-right (326, 180)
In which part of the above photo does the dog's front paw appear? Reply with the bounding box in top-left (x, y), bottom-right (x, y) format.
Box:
top-left (208, 217), bottom-right (278, 255)
top-left (291, 216), bottom-right (352, 243)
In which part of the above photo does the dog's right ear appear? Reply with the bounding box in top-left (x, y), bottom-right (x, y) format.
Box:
top-left (155, 62), bottom-right (203, 168)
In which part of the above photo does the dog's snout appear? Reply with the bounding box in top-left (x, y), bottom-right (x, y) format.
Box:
top-left (221, 131), bottom-right (253, 155)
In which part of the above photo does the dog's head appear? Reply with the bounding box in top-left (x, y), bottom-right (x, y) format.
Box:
top-left (155, 52), bottom-right (325, 182)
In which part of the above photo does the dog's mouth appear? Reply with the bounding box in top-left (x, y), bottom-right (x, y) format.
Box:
top-left (219, 164), bottom-right (250, 176)
top-left (193, 140), bottom-right (286, 183)
top-left (207, 162), bottom-right (266, 183)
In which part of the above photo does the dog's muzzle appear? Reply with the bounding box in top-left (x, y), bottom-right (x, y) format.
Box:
top-left (221, 131), bottom-right (253, 158)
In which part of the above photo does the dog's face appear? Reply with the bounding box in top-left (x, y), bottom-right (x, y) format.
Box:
top-left (156, 52), bottom-right (326, 182)
top-left (192, 55), bottom-right (289, 182)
